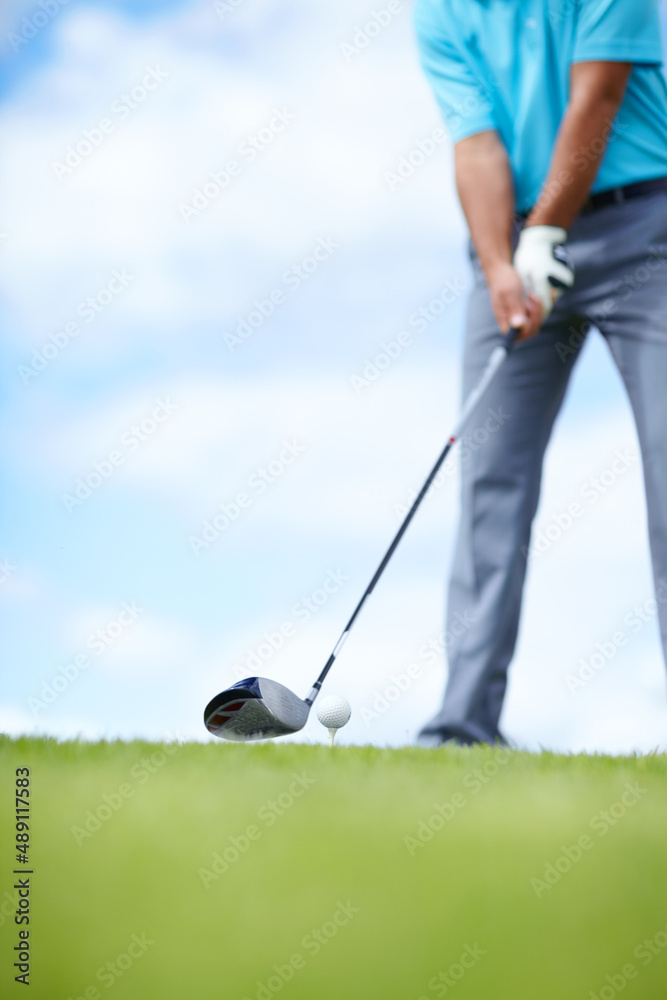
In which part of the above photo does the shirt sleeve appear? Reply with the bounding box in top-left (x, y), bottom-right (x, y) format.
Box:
top-left (572, 0), bottom-right (663, 65)
top-left (413, 1), bottom-right (497, 143)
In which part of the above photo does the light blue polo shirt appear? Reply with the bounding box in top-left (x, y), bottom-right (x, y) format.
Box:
top-left (414, 0), bottom-right (667, 212)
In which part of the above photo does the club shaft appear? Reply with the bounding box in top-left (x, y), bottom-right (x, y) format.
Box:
top-left (305, 328), bottom-right (521, 706)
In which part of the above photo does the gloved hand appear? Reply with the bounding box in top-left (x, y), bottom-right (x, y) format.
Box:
top-left (513, 225), bottom-right (574, 320)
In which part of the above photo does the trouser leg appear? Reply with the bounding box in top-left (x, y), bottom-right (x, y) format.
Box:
top-left (420, 190), bottom-right (667, 745)
top-left (420, 283), bottom-right (586, 744)
top-left (597, 196), bottom-right (667, 665)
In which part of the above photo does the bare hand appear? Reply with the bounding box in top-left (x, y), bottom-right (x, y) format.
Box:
top-left (485, 260), bottom-right (543, 341)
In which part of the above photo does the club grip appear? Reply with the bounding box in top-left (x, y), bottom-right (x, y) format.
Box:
top-left (504, 326), bottom-right (522, 351)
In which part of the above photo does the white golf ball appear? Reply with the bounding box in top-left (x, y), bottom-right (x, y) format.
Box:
top-left (316, 695), bottom-right (351, 730)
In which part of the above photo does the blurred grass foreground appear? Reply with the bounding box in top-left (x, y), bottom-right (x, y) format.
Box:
top-left (1, 736), bottom-right (667, 999)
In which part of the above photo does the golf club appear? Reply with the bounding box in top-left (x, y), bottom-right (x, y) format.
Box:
top-left (204, 326), bottom-right (522, 741)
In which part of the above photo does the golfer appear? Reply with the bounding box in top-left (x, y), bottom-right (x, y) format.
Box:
top-left (414, 0), bottom-right (667, 746)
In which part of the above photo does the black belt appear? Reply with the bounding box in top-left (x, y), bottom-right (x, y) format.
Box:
top-left (519, 176), bottom-right (667, 220)
top-left (581, 176), bottom-right (667, 213)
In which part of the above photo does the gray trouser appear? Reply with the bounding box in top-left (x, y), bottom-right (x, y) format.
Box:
top-left (419, 190), bottom-right (667, 745)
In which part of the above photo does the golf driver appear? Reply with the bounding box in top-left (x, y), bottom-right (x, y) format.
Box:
top-left (204, 326), bottom-right (522, 741)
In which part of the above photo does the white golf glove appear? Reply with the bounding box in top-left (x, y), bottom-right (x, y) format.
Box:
top-left (513, 225), bottom-right (574, 319)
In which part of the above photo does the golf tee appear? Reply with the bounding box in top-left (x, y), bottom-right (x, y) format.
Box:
top-left (328, 728), bottom-right (336, 747)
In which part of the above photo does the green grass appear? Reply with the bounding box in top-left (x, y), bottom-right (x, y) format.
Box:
top-left (2, 737), bottom-right (667, 999)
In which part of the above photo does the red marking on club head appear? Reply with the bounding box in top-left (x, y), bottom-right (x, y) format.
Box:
top-left (206, 700), bottom-right (248, 729)
top-left (208, 712), bottom-right (231, 727)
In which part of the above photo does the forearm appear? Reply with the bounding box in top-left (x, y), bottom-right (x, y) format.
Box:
top-left (455, 130), bottom-right (515, 279)
top-left (528, 61), bottom-right (631, 230)
top-left (455, 130), bottom-right (542, 337)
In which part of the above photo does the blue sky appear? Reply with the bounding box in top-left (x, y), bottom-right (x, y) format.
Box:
top-left (2, 0), bottom-right (667, 752)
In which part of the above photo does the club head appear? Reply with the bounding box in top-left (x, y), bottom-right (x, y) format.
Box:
top-left (204, 677), bottom-right (311, 741)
